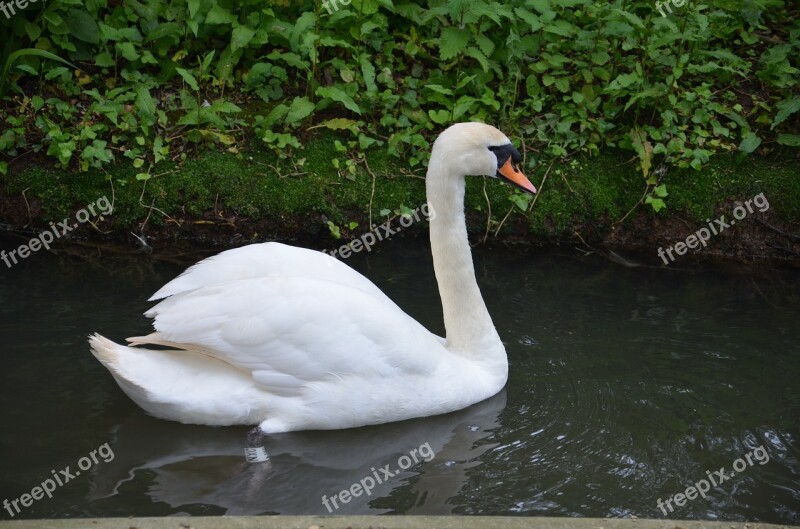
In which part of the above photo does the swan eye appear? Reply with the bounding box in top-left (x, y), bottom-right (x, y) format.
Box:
top-left (488, 144), bottom-right (537, 195)
top-left (489, 144), bottom-right (522, 173)
top-left (488, 144), bottom-right (522, 170)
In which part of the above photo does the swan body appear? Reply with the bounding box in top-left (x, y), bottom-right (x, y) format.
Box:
top-left (90, 122), bottom-right (536, 434)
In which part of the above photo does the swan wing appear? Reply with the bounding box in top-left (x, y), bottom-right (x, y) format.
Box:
top-left (149, 242), bottom-right (390, 304)
top-left (139, 275), bottom-right (445, 395)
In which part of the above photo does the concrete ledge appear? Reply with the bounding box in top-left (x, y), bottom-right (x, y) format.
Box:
top-left (0, 517), bottom-right (795, 529)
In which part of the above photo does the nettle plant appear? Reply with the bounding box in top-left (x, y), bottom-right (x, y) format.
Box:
top-left (0, 0), bottom-right (797, 211)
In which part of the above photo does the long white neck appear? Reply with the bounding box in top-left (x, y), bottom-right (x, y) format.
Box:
top-left (426, 151), bottom-right (505, 362)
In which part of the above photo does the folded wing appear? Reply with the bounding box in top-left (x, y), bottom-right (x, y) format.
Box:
top-left (133, 247), bottom-right (444, 397)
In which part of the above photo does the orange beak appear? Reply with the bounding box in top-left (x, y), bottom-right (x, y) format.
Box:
top-left (497, 158), bottom-right (537, 195)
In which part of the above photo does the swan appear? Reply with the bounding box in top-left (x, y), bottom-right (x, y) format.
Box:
top-left (89, 122), bottom-right (537, 442)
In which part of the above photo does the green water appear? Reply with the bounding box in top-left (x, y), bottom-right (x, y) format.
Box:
top-left (0, 236), bottom-right (797, 522)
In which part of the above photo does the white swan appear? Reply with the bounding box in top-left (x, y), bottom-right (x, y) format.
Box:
top-left (90, 122), bottom-right (536, 436)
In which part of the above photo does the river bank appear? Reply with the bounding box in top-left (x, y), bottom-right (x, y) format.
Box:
top-left (1, 134), bottom-right (798, 267)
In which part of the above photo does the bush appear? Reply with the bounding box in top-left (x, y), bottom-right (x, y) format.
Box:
top-left (1, 0), bottom-right (798, 202)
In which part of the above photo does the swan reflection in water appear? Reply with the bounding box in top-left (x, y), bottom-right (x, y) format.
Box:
top-left (90, 390), bottom-right (506, 515)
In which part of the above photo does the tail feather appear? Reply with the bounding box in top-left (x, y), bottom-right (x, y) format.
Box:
top-left (89, 332), bottom-right (149, 396)
top-left (126, 332), bottom-right (239, 366)
top-left (88, 333), bottom-right (266, 426)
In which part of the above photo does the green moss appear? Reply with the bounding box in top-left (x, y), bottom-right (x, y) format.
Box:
top-left (2, 133), bottom-right (798, 242)
top-left (657, 152), bottom-right (800, 223)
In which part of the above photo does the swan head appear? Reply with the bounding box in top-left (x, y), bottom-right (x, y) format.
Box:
top-left (430, 122), bottom-right (537, 195)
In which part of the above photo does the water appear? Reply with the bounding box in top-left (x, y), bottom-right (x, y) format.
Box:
top-left (0, 236), bottom-right (798, 522)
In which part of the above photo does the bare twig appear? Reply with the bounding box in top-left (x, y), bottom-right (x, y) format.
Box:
top-left (526, 158), bottom-right (555, 212)
top-left (397, 168), bottom-right (426, 180)
top-left (615, 184), bottom-right (650, 225)
top-left (362, 154), bottom-right (378, 229)
top-left (561, 171), bottom-right (576, 194)
top-left (138, 180), bottom-right (181, 232)
top-left (21, 188), bottom-right (32, 228)
top-left (493, 205), bottom-right (516, 239)
top-left (481, 176), bottom-right (492, 244)
top-left (493, 158), bottom-right (555, 238)
top-left (573, 230), bottom-right (595, 255)
top-left (756, 218), bottom-right (800, 240)
top-left (262, 162), bottom-right (307, 179)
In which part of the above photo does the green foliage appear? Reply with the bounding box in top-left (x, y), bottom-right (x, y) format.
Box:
top-left (645, 183), bottom-right (668, 212)
top-left (0, 0), bottom-right (797, 218)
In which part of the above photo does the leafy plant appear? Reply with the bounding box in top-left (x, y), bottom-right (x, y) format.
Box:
top-left (0, 0), bottom-right (796, 221)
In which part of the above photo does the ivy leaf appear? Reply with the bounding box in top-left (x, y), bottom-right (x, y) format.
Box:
top-left (44, 67), bottom-right (69, 80)
top-left (290, 12), bottom-right (317, 51)
top-left (327, 221), bottom-right (341, 239)
top-left (629, 126), bottom-right (653, 180)
top-left (208, 101), bottom-right (241, 114)
top-left (439, 27), bottom-right (470, 61)
top-left (188, 0), bottom-right (200, 18)
top-left (360, 54), bottom-right (377, 93)
top-left (25, 22), bottom-right (41, 41)
top-left (175, 67), bottom-right (199, 91)
top-left (134, 86), bottom-right (156, 122)
top-left (352, 0), bottom-right (380, 15)
top-left (424, 84), bottom-right (453, 96)
top-left (116, 42), bottom-right (140, 61)
top-left (263, 103), bottom-right (289, 127)
top-left (308, 118), bottom-right (359, 133)
top-left (644, 196), bottom-right (666, 212)
top-left (95, 51), bottom-right (114, 67)
top-left (145, 23), bottom-right (182, 43)
top-left (453, 96), bottom-right (476, 120)
top-left (510, 191), bottom-right (533, 212)
top-left (316, 86), bottom-right (361, 114)
top-left (777, 133), bottom-right (800, 146)
top-left (771, 96), bottom-right (800, 130)
top-left (81, 139), bottom-right (113, 165)
top-left (206, 4), bottom-right (237, 25)
top-left (340, 69), bottom-right (355, 83)
top-left (359, 134), bottom-right (377, 149)
top-left (428, 109), bottom-right (450, 124)
top-left (738, 131), bottom-right (761, 153)
top-left (286, 96), bottom-right (315, 124)
top-left (231, 25), bottom-right (255, 52)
